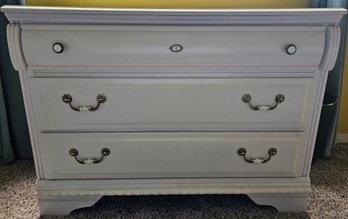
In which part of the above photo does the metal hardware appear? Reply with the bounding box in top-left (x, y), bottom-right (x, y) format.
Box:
top-left (169, 44), bottom-right (184, 53)
top-left (322, 93), bottom-right (337, 107)
top-left (242, 94), bottom-right (285, 111)
top-left (285, 44), bottom-right (297, 55)
top-left (52, 42), bottom-right (64, 54)
top-left (62, 94), bottom-right (107, 112)
top-left (237, 147), bottom-right (277, 164)
top-left (69, 148), bottom-right (111, 164)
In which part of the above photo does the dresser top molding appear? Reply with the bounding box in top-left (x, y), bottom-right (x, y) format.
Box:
top-left (1, 6), bottom-right (346, 25)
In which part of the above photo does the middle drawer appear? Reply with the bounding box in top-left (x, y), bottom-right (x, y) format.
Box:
top-left (29, 77), bottom-right (314, 131)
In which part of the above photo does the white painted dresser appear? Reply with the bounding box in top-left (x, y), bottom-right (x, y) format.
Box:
top-left (2, 6), bottom-right (346, 215)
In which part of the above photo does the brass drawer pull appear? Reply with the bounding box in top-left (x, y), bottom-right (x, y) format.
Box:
top-left (69, 148), bottom-right (110, 164)
top-left (242, 94), bottom-right (285, 111)
top-left (237, 148), bottom-right (277, 164)
top-left (62, 94), bottom-right (107, 112)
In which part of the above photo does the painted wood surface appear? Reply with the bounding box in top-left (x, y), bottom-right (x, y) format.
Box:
top-left (2, 6), bottom-right (345, 215)
top-left (1, 6), bottom-right (346, 25)
top-left (20, 25), bottom-right (326, 70)
top-left (39, 132), bottom-right (304, 179)
top-left (29, 77), bottom-right (314, 132)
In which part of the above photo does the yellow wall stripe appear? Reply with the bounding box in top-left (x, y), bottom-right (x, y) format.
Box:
top-left (25, 0), bottom-right (311, 9)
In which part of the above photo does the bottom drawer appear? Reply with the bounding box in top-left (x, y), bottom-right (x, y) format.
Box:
top-left (39, 132), bottom-right (305, 179)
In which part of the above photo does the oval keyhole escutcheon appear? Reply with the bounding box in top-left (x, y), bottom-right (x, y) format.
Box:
top-left (170, 44), bottom-right (184, 53)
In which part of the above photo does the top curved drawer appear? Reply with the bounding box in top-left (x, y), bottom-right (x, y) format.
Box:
top-left (21, 25), bottom-right (326, 70)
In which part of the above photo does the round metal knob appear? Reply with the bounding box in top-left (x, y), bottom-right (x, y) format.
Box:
top-left (52, 43), bottom-right (64, 54)
top-left (285, 44), bottom-right (297, 55)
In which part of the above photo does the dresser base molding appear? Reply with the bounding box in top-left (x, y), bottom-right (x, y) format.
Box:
top-left (38, 196), bottom-right (102, 216)
top-left (36, 177), bottom-right (310, 215)
top-left (248, 193), bottom-right (309, 212)
top-left (37, 195), bottom-right (309, 216)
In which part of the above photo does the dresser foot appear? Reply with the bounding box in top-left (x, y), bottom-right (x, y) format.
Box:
top-left (38, 195), bottom-right (102, 216)
top-left (247, 193), bottom-right (309, 212)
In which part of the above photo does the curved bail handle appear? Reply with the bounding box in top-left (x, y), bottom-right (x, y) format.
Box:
top-left (237, 147), bottom-right (277, 164)
top-left (242, 94), bottom-right (285, 111)
top-left (69, 148), bottom-right (111, 164)
top-left (62, 94), bottom-right (107, 112)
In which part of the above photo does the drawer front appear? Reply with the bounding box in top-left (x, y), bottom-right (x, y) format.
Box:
top-left (22, 25), bottom-right (325, 69)
top-left (30, 77), bottom-right (314, 131)
top-left (39, 132), bottom-right (304, 179)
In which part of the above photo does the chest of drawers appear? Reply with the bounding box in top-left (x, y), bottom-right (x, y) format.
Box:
top-left (2, 6), bottom-right (346, 215)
